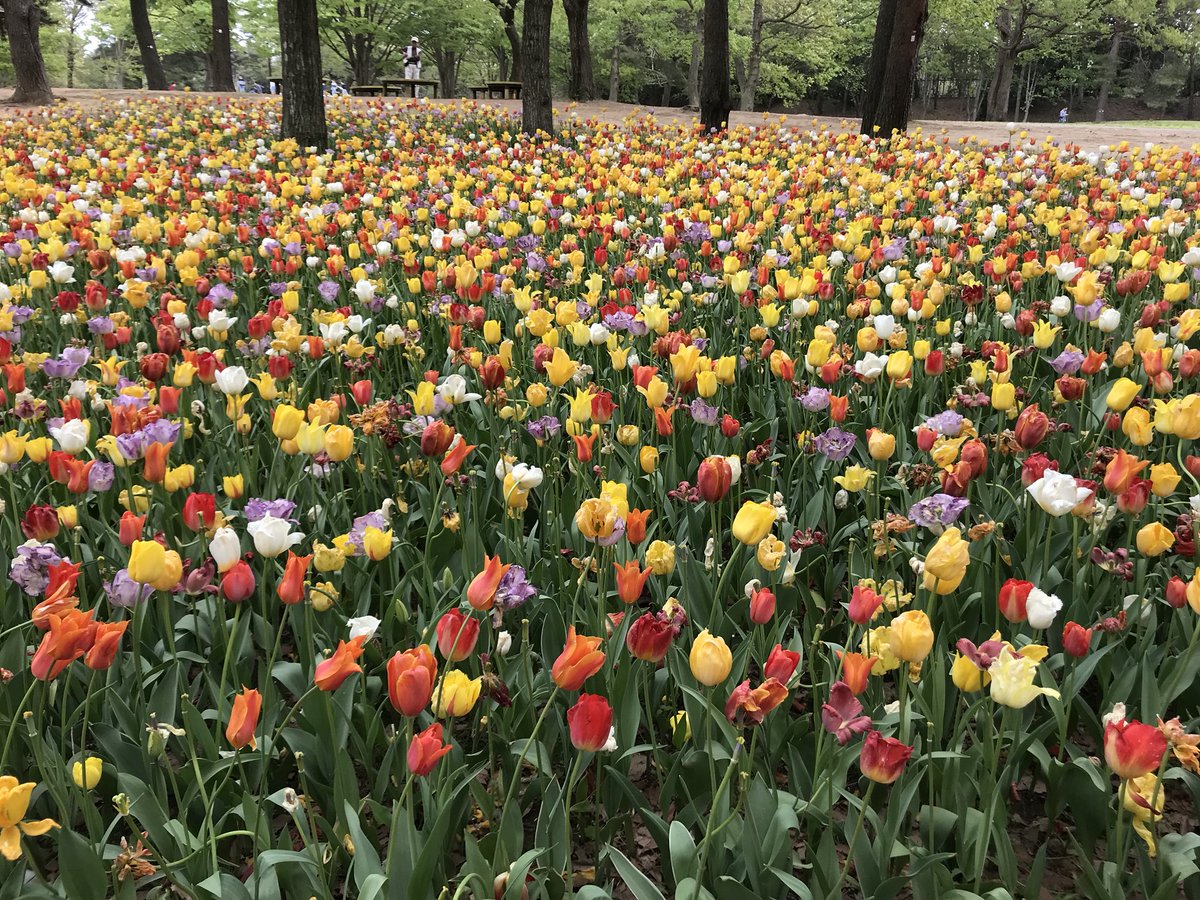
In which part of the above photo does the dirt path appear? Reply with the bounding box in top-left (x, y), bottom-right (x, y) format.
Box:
top-left (5, 87), bottom-right (1200, 149)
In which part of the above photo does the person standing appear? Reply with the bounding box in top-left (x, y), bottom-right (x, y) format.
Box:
top-left (404, 36), bottom-right (422, 80)
top-left (1058, 106), bottom-right (1069, 123)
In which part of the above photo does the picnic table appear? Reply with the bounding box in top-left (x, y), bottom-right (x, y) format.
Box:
top-left (350, 85), bottom-right (383, 97)
top-left (470, 81), bottom-right (523, 100)
top-left (379, 78), bottom-right (440, 98)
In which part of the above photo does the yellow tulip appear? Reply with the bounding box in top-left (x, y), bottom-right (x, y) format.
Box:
top-left (431, 670), bottom-right (482, 717)
top-left (324, 425), bottom-right (354, 461)
top-left (689, 630), bottom-right (733, 686)
top-left (834, 464), bottom-right (874, 492)
top-left (1121, 407), bottom-right (1153, 446)
top-left (889, 610), bottom-right (934, 663)
top-left (271, 404), bottom-right (305, 441)
top-left (645, 540), bottom-right (676, 575)
top-left (223, 474), bottom-right (244, 498)
top-left (639, 446), bottom-right (659, 474)
top-left (128, 540), bottom-right (167, 585)
top-left (1149, 463), bottom-right (1180, 497)
top-left (71, 757), bottom-right (103, 791)
top-left (1135, 522), bottom-right (1174, 557)
top-left (732, 500), bottom-right (776, 546)
top-left (1106, 377), bottom-right (1142, 412)
top-left (545, 348), bottom-right (577, 387)
top-left (362, 526), bottom-right (393, 561)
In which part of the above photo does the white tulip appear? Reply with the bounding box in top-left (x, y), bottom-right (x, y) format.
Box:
top-left (210, 527), bottom-right (241, 573)
top-left (214, 366), bottom-right (249, 395)
top-left (49, 419), bottom-right (90, 453)
top-left (1026, 588), bottom-right (1062, 629)
top-left (1026, 470), bottom-right (1091, 516)
top-left (246, 516), bottom-right (304, 558)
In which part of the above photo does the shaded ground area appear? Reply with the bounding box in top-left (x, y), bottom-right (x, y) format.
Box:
top-left (5, 87), bottom-right (1200, 150)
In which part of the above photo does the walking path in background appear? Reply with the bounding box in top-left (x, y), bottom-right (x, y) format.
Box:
top-left (6, 88), bottom-right (1200, 149)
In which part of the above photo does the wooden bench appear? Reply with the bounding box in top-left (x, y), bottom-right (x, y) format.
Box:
top-left (486, 81), bottom-right (522, 99)
top-left (379, 77), bottom-right (440, 98)
top-left (350, 85), bottom-right (384, 97)
top-left (469, 85), bottom-right (489, 99)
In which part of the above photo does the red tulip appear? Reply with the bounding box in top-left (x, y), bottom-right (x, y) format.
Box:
top-left (859, 730), bottom-right (913, 784)
top-left (221, 561), bottom-right (256, 603)
top-left (420, 421), bottom-right (455, 456)
top-left (625, 611), bottom-right (680, 663)
top-left (763, 644), bottom-right (800, 683)
top-left (1021, 453), bottom-right (1058, 486)
top-left (1166, 576), bottom-right (1188, 609)
top-left (441, 437), bottom-right (477, 476)
top-left (20, 505), bottom-right (59, 541)
top-left (182, 493), bottom-right (216, 532)
top-left (408, 723), bottom-right (453, 776)
top-left (998, 578), bottom-right (1032, 623)
top-left (697, 456), bottom-right (733, 503)
top-left (567, 694), bottom-right (613, 751)
top-left (848, 585), bottom-right (883, 625)
top-left (1104, 716), bottom-right (1167, 779)
top-left (436, 608), bottom-right (479, 661)
top-left (1062, 622), bottom-right (1092, 658)
top-left (749, 586), bottom-right (776, 625)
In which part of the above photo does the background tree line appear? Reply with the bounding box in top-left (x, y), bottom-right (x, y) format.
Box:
top-left (3, 0), bottom-right (1199, 123)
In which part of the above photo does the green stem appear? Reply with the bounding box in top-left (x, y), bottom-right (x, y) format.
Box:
top-left (825, 781), bottom-right (876, 900)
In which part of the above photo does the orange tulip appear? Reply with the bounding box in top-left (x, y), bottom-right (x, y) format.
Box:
top-left (625, 508), bottom-right (651, 545)
top-left (83, 621), bottom-right (128, 670)
top-left (226, 687), bottom-right (262, 750)
top-left (314, 636), bottom-right (368, 691)
top-left (143, 442), bottom-right (171, 483)
top-left (551, 627), bottom-right (605, 690)
top-left (838, 651), bottom-right (878, 696)
top-left (441, 437), bottom-right (476, 476)
top-left (613, 559), bottom-right (652, 604)
top-left (466, 554), bottom-right (511, 611)
top-left (276, 552), bottom-right (313, 605)
top-left (1104, 449), bottom-right (1149, 495)
top-left (30, 610), bottom-right (96, 681)
top-left (572, 433), bottom-right (597, 462)
top-left (387, 646), bottom-right (438, 717)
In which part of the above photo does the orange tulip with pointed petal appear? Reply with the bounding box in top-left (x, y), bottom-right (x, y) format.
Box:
top-left (1104, 449), bottom-right (1149, 495)
top-left (277, 552), bottom-right (313, 605)
top-left (551, 627), bottom-right (605, 690)
top-left (226, 687), bottom-right (262, 750)
top-left (613, 559), bottom-right (652, 604)
top-left (314, 636), bottom-right (368, 691)
top-left (441, 437), bottom-right (476, 476)
top-left (466, 554), bottom-right (512, 611)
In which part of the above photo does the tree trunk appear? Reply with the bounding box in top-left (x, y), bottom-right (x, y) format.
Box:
top-left (1094, 25), bottom-right (1122, 123)
top-left (66, 34), bottom-right (76, 88)
top-left (861, 0), bottom-right (927, 135)
top-left (984, 46), bottom-right (1016, 121)
top-left (608, 31), bottom-right (620, 101)
top-left (5, 0), bottom-right (54, 105)
top-left (737, 0), bottom-right (763, 111)
top-left (1188, 44), bottom-right (1196, 120)
top-left (435, 49), bottom-right (460, 97)
top-left (699, 0), bottom-right (730, 131)
top-left (130, 0), bottom-right (168, 91)
top-left (522, 0), bottom-right (554, 135)
top-left (210, 0), bottom-right (235, 91)
top-left (860, 0), bottom-right (895, 130)
top-left (687, 5), bottom-right (701, 109)
top-left (1022, 61), bottom-right (1035, 121)
top-left (494, 45), bottom-right (509, 81)
top-left (277, 0), bottom-right (328, 148)
top-left (493, 1), bottom-right (523, 83)
top-left (563, 0), bottom-right (594, 101)
top-left (350, 33), bottom-right (375, 86)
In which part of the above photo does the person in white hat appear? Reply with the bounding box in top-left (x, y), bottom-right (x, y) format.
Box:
top-left (404, 37), bottom-right (422, 81)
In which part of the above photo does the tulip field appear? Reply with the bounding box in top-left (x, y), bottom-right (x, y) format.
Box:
top-left (3, 96), bottom-right (1200, 899)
